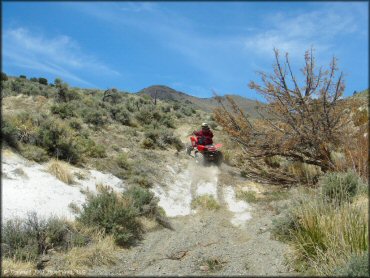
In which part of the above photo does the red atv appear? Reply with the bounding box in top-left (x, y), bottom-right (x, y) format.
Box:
top-left (186, 135), bottom-right (223, 166)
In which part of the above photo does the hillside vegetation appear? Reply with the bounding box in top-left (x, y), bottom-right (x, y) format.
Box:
top-left (1, 75), bottom-right (213, 180)
top-left (213, 48), bottom-right (368, 276)
top-left (1, 68), bottom-right (368, 277)
top-left (1, 74), bottom-right (213, 274)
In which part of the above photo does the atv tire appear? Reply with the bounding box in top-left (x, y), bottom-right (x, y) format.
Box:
top-left (215, 152), bottom-right (223, 166)
top-left (195, 152), bottom-right (206, 166)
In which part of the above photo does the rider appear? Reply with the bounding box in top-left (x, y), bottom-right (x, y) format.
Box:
top-left (187, 122), bottom-right (214, 155)
top-left (194, 122), bottom-right (214, 145)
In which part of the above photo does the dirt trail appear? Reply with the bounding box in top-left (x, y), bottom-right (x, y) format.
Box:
top-left (90, 164), bottom-right (295, 276)
top-left (91, 212), bottom-right (292, 275)
top-left (89, 125), bottom-right (295, 276)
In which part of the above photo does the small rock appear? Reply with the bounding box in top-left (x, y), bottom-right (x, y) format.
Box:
top-left (200, 265), bottom-right (209, 272)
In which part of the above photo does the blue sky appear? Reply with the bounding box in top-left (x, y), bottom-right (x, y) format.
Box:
top-left (2, 1), bottom-right (368, 100)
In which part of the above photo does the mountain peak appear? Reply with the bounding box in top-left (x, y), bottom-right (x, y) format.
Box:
top-left (137, 85), bottom-right (262, 117)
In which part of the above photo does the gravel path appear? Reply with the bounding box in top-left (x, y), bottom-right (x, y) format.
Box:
top-left (89, 167), bottom-right (296, 276)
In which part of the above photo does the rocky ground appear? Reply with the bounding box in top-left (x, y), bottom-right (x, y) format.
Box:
top-left (89, 163), bottom-right (296, 276)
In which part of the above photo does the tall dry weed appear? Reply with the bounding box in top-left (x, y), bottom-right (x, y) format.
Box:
top-left (290, 192), bottom-right (368, 274)
top-left (47, 159), bottom-right (74, 184)
top-left (56, 235), bottom-right (117, 271)
top-left (343, 131), bottom-right (368, 180)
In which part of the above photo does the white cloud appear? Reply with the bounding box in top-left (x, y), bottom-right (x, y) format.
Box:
top-left (3, 27), bottom-right (120, 86)
top-left (244, 7), bottom-right (360, 59)
top-left (70, 2), bottom-right (366, 94)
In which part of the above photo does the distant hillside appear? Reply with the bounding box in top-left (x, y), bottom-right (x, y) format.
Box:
top-left (350, 89), bottom-right (368, 101)
top-left (137, 85), bottom-right (263, 118)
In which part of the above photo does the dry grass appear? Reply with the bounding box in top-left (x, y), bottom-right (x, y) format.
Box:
top-left (290, 194), bottom-right (368, 275)
top-left (56, 235), bottom-right (117, 271)
top-left (191, 195), bottom-right (220, 211)
top-left (2, 259), bottom-right (36, 277)
top-left (287, 161), bottom-right (322, 184)
top-left (235, 189), bottom-right (258, 203)
top-left (47, 159), bottom-right (74, 184)
top-left (45, 227), bottom-right (117, 275)
top-left (343, 131), bottom-right (368, 180)
top-left (138, 216), bottom-right (160, 232)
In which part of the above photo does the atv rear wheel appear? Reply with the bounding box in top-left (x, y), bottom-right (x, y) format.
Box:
top-left (215, 152), bottom-right (223, 166)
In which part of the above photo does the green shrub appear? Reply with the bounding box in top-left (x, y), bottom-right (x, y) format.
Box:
top-left (87, 144), bottom-right (106, 158)
top-left (20, 144), bottom-right (49, 162)
top-left (55, 83), bottom-right (81, 103)
top-left (173, 103), bottom-right (180, 110)
top-left (157, 129), bottom-right (182, 149)
top-left (125, 98), bottom-right (137, 112)
top-left (116, 109), bottom-right (132, 126)
top-left (141, 137), bottom-right (155, 149)
top-left (1, 213), bottom-right (87, 262)
top-left (129, 175), bottom-right (153, 188)
top-left (19, 75), bottom-right (27, 79)
top-left (320, 171), bottom-right (366, 205)
top-left (11, 79), bottom-right (23, 93)
top-left (1, 72), bottom-right (8, 81)
top-left (116, 153), bottom-right (131, 170)
top-left (134, 107), bottom-right (156, 125)
top-left (112, 145), bottom-right (120, 152)
top-left (143, 128), bottom-right (183, 150)
top-left (202, 257), bottom-right (224, 272)
top-left (54, 78), bottom-right (62, 87)
top-left (29, 86), bottom-right (42, 96)
top-left (82, 109), bottom-right (108, 127)
top-left (30, 77), bottom-right (38, 82)
top-left (2, 217), bottom-right (39, 261)
top-left (77, 187), bottom-right (143, 247)
top-left (69, 118), bottom-right (83, 130)
top-left (74, 137), bottom-right (106, 158)
top-left (161, 105), bottom-right (171, 113)
top-left (336, 252), bottom-right (369, 277)
top-left (180, 106), bottom-right (193, 116)
top-left (110, 105), bottom-right (132, 126)
top-left (125, 186), bottom-right (157, 214)
top-left (37, 118), bottom-right (80, 163)
top-left (3, 113), bottom-right (40, 145)
top-left (160, 114), bottom-right (175, 128)
top-left (1, 119), bottom-right (19, 149)
top-left (38, 77), bottom-right (48, 85)
top-left (51, 103), bottom-right (76, 119)
top-left (102, 88), bottom-right (124, 103)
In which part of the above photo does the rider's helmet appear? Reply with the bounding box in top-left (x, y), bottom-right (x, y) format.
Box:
top-left (201, 122), bottom-right (209, 129)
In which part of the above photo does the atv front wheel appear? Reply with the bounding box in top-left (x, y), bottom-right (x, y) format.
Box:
top-left (194, 152), bottom-right (206, 166)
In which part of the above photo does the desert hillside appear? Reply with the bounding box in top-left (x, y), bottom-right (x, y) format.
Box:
top-left (1, 73), bottom-right (368, 277)
top-left (138, 85), bottom-right (263, 118)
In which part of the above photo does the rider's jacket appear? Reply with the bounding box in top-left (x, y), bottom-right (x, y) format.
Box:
top-left (194, 129), bottom-right (214, 145)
